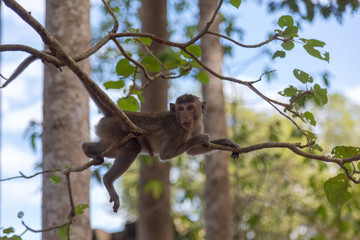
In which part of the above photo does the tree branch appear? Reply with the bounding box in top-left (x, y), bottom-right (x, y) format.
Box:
top-left (2, 0), bottom-right (148, 136)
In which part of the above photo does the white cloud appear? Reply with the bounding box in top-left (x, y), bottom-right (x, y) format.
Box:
top-left (3, 0), bottom-right (45, 23)
top-left (223, 75), bottom-right (288, 115)
top-left (3, 99), bottom-right (42, 133)
top-left (344, 85), bottom-right (360, 105)
top-left (90, 183), bottom-right (127, 232)
top-left (2, 143), bottom-right (39, 177)
top-left (1, 144), bottom-right (42, 240)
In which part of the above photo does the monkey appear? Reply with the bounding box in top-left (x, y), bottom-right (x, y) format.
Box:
top-left (82, 93), bottom-right (240, 212)
top-left (1, 55), bottom-right (240, 213)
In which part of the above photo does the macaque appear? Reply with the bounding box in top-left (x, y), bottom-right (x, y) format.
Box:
top-left (1, 55), bottom-right (240, 213)
top-left (82, 93), bottom-right (240, 212)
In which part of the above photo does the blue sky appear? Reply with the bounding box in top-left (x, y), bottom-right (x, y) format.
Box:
top-left (0, 0), bottom-right (359, 239)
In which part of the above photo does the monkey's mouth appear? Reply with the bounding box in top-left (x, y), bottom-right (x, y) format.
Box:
top-left (182, 122), bottom-right (192, 129)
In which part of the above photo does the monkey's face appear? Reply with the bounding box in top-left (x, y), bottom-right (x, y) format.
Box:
top-left (176, 103), bottom-right (197, 131)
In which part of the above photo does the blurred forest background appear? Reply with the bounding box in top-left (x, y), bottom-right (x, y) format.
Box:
top-left (1, 0), bottom-right (360, 240)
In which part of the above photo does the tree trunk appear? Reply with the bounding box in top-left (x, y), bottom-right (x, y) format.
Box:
top-left (199, 0), bottom-right (232, 239)
top-left (137, 1), bottom-right (173, 240)
top-left (42, 0), bottom-right (91, 239)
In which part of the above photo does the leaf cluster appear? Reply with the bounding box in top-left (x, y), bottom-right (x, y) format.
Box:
top-left (266, 0), bottom-right (359, 22)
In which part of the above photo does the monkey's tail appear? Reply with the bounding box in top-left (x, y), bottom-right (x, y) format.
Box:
top-left (0, 55), bottom-right (38, 88)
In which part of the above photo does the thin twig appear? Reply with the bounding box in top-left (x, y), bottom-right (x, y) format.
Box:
top-left (0, 169), bottom-right (58, 181)
top-left (21, 220), bottom-right (67, 233)
top-left (101, 0), bottom-right (118, 33)
top-left (207, 31), bottom-right (280, 48)
top-left (184, 0), bottom-right (224, 47)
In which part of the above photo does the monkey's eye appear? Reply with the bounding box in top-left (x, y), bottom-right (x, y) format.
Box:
top-left (187, 105), bottom-right (194, 111)
top-left (178, 106), bottom-right (185, 111)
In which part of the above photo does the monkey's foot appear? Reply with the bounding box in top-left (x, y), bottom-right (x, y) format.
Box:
top-left (109, 195), bottom-right (120, 213)
top-left (231, 145), bottom-right (241, 159)
top-left (93, 155), bottom-right (104, 166)
top-left (231, 152), bottom-right (240, 159)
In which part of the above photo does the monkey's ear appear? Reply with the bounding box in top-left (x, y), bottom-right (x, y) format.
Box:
top-left (170, 103), bottom-right (176, 115)
top-left (201, 101), bottom-right (207, 114)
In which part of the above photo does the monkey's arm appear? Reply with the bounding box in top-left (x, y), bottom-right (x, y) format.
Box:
top-left (186, 138), bottom-right (240, 159)
top-left (159, 134), bottom-right (210, 161)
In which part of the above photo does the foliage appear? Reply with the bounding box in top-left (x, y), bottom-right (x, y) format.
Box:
top-left (264, 0), bottom-right (359, 22)
top-left (1, 227), bottom-right (22, 240)
top-left (227, 98), bottom-right (360, 239)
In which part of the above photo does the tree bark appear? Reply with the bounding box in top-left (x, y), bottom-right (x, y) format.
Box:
top-left (42, 0), bottom-right (91, 239)
top-left (199, 0), bottom-right (232, 239)
top-left (137, 1), bottom-right (173, 240)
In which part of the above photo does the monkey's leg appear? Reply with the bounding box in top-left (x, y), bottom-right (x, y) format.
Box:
top-left (103, 139), bottom-right (141, 213)
top-left (82, 141), bottom-right (108, 165)
top-left (186, 138), bottom-right (240, 159)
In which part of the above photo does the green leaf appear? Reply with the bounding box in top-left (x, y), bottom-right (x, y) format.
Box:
top-left (116, 58), bottom-right (135, 77)
top-left (278, 15), bottom-right (294, 28)
top-left (315, 205), bottom-right (327, 221)
top-left (322, 72), bottom-right (330, 86)
top-left (273, 50), bottom-right (286, 59)
top-left (50, 175), bottom-right (61, 184)
top-left (58, 225), bottom-right (69, 240)
top-left (283, 26), bottom-right (298, 37)
top-left (128, 28), bottom-right (139, 33)
top-left (281, 41), bottom-right (294, 51)
top-left (279, 85), bottom-right (297, 97)
top-left (17, 211), bottom-right (24, 219)
top-left (141, 56), bottom-right (161, 72)
top-left (157, 48), bottom-right (181, 67)
top-left (302, 130), bottom-right (317, 142)
top-left (103, 80), bottom-right (125, 90)
top-left (230, 0), bottom-right (241, 8)
top-left (144, 179), bottom-right (164, 200)
top-left (117, 96), bottom-right (139, 112)
top-left (293, 69), bottom-right (313, 83)
top-left (93, 169), bottom-right (102, 183)
top-left (324, 174), bottom-right (352, 209)
top-left (303, 44), bottom-right (330, 62)
top-left (3, 227), bottom-right (15, 234)
top-left (313, 84), bottom-right (328, 105)
top-left (303, 111), bottom-right (316, 126)
top-left (75, 204), bottom-right (89, 215)
top-left (132, 88), bottom-right (144, 102)
top-left (314, 144), bottom-right (323, 152)
top-left (184, 45), bottom-right (202, 58)
top-left (196, 70), bottom-right (209, 84)
top-left (331, 146), bottom-right (360, 159)
top-left (139, 37), bottom-right (152, 46)
top-left (307, 39), bottom-right (326, 48)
